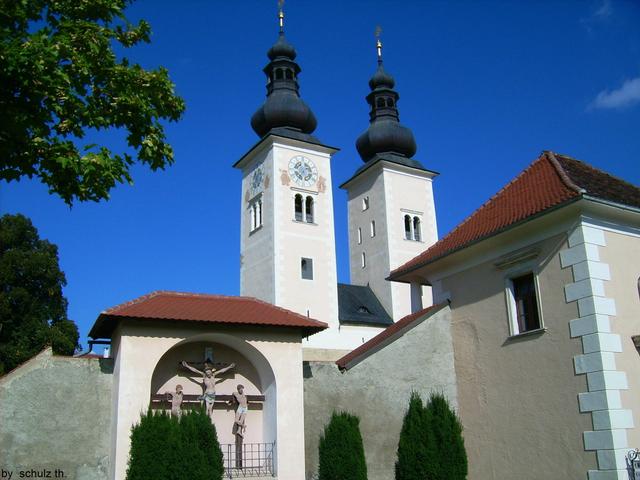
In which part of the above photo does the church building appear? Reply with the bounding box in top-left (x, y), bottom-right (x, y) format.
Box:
top-left (1, 7), bottom-right (639, 480)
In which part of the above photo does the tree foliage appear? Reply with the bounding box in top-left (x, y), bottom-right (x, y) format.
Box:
top-left (127, 408), bottom-right (223, 480)
top-left (395, 391), bottom-right (430, 480)
top-left (0, 213), bottom-right (79, 375)
top-left (318, 411), bottom-right (367, 480)
top-left (424, 393), bottom-right (467, 480)
top-left (0, 0), bottom-right (186, 204)
top-left (395, 392), bottom-right (467, 480)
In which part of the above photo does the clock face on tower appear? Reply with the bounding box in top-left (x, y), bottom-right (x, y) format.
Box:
top-left (250, 166), bottom-right (264, 195)
top-left (288, 156), bottom-right (318, 188)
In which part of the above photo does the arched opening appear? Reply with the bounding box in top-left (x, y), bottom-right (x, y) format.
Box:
top-left (413, 216), bottom-right (421, 241)
top-left (251, 203), bottom-right (257, 231)
top-left (404, 215), bottom-right (412, 240)
top-left (150, 335), bottom-right (277, 450)
top-left (285, 69), bottom-right (293, 80)
top-left (386, 98), bottom-right (394, 107)
top-left (305, 196), bottom-right (314, 223)
top-left (376, 97), bottom-right (385, 108)
top-left (294, 194), bottom-right (303, 221)
top-left (275, 69), bottom-right (284, 80)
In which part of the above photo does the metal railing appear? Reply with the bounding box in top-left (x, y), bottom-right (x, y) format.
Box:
top-left (221, 441), bottom-right (276, 478)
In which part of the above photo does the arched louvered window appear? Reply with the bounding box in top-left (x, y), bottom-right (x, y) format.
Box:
top-left (305, 196), bottom-right (314, 223)
top-left (377, 97), bottom-right (385, 108)
top-left (404, 215), bottom-right (412, 240)
top-left (294, 194), bottom-right (303, 221)
top-left (249, 196), bottom-right (263, 233)
top-left (413, 216), bottom-right (421, 241)
top-left (285, 69), bottom-right (293, 80)
top-left (275, 69), bottom-right (284, 80)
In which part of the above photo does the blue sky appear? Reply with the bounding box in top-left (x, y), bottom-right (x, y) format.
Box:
top-left (2, 0), bottom-right (639, 351)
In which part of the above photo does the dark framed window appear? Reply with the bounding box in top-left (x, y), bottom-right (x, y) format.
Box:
top-left (294, 194), bottom-right (303, 222)
top-left (301, 258), bottom-right (313, 280)
top-left (305, 196), bottom-right (314, 223)
top-left (511, 273), bottom-right (541, 334)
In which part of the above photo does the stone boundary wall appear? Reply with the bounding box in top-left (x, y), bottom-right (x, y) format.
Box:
top-left (303, 306), bottom-right (457, 480)
top-left (0, 348), bottom-right (113, 480)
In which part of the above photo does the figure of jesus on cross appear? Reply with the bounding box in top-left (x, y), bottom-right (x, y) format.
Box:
top-left (181, 360), bottom-right (235, 419)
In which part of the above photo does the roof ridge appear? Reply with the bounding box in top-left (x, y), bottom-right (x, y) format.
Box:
top-left (102, 290), bottom-right (164, 314)
top-left (544, 150), bottom-right (585, 194)
top-left (239, 294), bottom-right (327, 326)
top-left (553, 151), bottom-right (640, 191)
top-left (392, 153), bottom-right (550, 276)
top-left (103, 290), bottom-right (326, 327)
top-left (336, 302), bottom-right (448, 370)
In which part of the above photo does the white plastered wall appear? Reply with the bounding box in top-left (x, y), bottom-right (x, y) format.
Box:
top-left (346, 162), bottom-right (437, 321)
top-left (238, 137), bottom-right (344, 351)
top-left (108, 321), bottom-right (306, 480)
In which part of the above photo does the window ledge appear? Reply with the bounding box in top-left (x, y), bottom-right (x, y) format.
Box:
top-left (249, 225), bottom-right (263, 236)
top-left (292, 219), bottom-right (318, 226)
top-left (507, 327), bottom-right (547, 341)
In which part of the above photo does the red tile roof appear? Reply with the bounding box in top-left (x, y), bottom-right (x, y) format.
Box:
top-left (389, 151), bottom-right (640, 280)
top-left (89, 291), bottom-right (328, 338)
top-left (335, 302), bottom-right (448, 370)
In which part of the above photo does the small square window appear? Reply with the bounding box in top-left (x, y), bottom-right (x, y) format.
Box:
top-left (301, 257), bottom-right (313, 280)
top-left (507, 273), bottom-right (541, 335)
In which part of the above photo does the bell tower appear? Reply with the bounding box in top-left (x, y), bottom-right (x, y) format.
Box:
top-left (234, 6), bottom-right (342, 347)
top-left (341, 33), bottom-right (439, 320)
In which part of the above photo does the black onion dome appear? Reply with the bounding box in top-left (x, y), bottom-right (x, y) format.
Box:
top-left (251, 93), bottom-right (317, 137)
top-left (356, 120), bottom-right (416, 161)
top-left (251, 32), bottom-right (317, 138)
top-left (368, 64), bottom-right (395, 90)
top-left (267, 33), bottom-right (297, 60)
top-left (356, 59), bottom-right (417, 162)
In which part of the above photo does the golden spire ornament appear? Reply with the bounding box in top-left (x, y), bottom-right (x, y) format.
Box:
top-left (375, 25), bottom-right (383, 63)
top-left (278, 0), bottom-right (285, 33)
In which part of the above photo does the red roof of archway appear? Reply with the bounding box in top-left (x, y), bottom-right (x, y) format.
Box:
top-left (89, 291), bottom-right (328, 338)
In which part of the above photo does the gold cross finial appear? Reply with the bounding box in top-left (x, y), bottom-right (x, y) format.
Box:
top-left (375, 26), bottom-right (383, 62)
top-left (278, 0), bottom-right (285, 33)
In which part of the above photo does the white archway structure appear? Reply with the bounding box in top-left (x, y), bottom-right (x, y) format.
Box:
top-left (108, 321), bottom-right (305, 480)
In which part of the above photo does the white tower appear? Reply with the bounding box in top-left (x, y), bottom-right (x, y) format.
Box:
top-left (341, 38), bottom-right (438, 321)
top-left (235, 16), bottom-right (347, 350)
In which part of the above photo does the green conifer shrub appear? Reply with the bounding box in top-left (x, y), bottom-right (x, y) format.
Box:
top-left (424, 393), bottom-right (467, 480)
top-left (395, 392), bottom-right (468, 480)
top-left (318, 411), bottom-right (367, 480)
top-left (395, 391), bottom-right (429, 480)
top-left (126, 410), bottom-right (179, 480)
top-left (126, 408), bottom-right (224, 480)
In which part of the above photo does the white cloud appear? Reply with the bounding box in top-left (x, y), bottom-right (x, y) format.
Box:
top-left (594, 0), bottom-right (612, 19)
top-left (580, 0), bottom-right (613, 33)
top-left (590, 77), bottom-right (640, 110)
